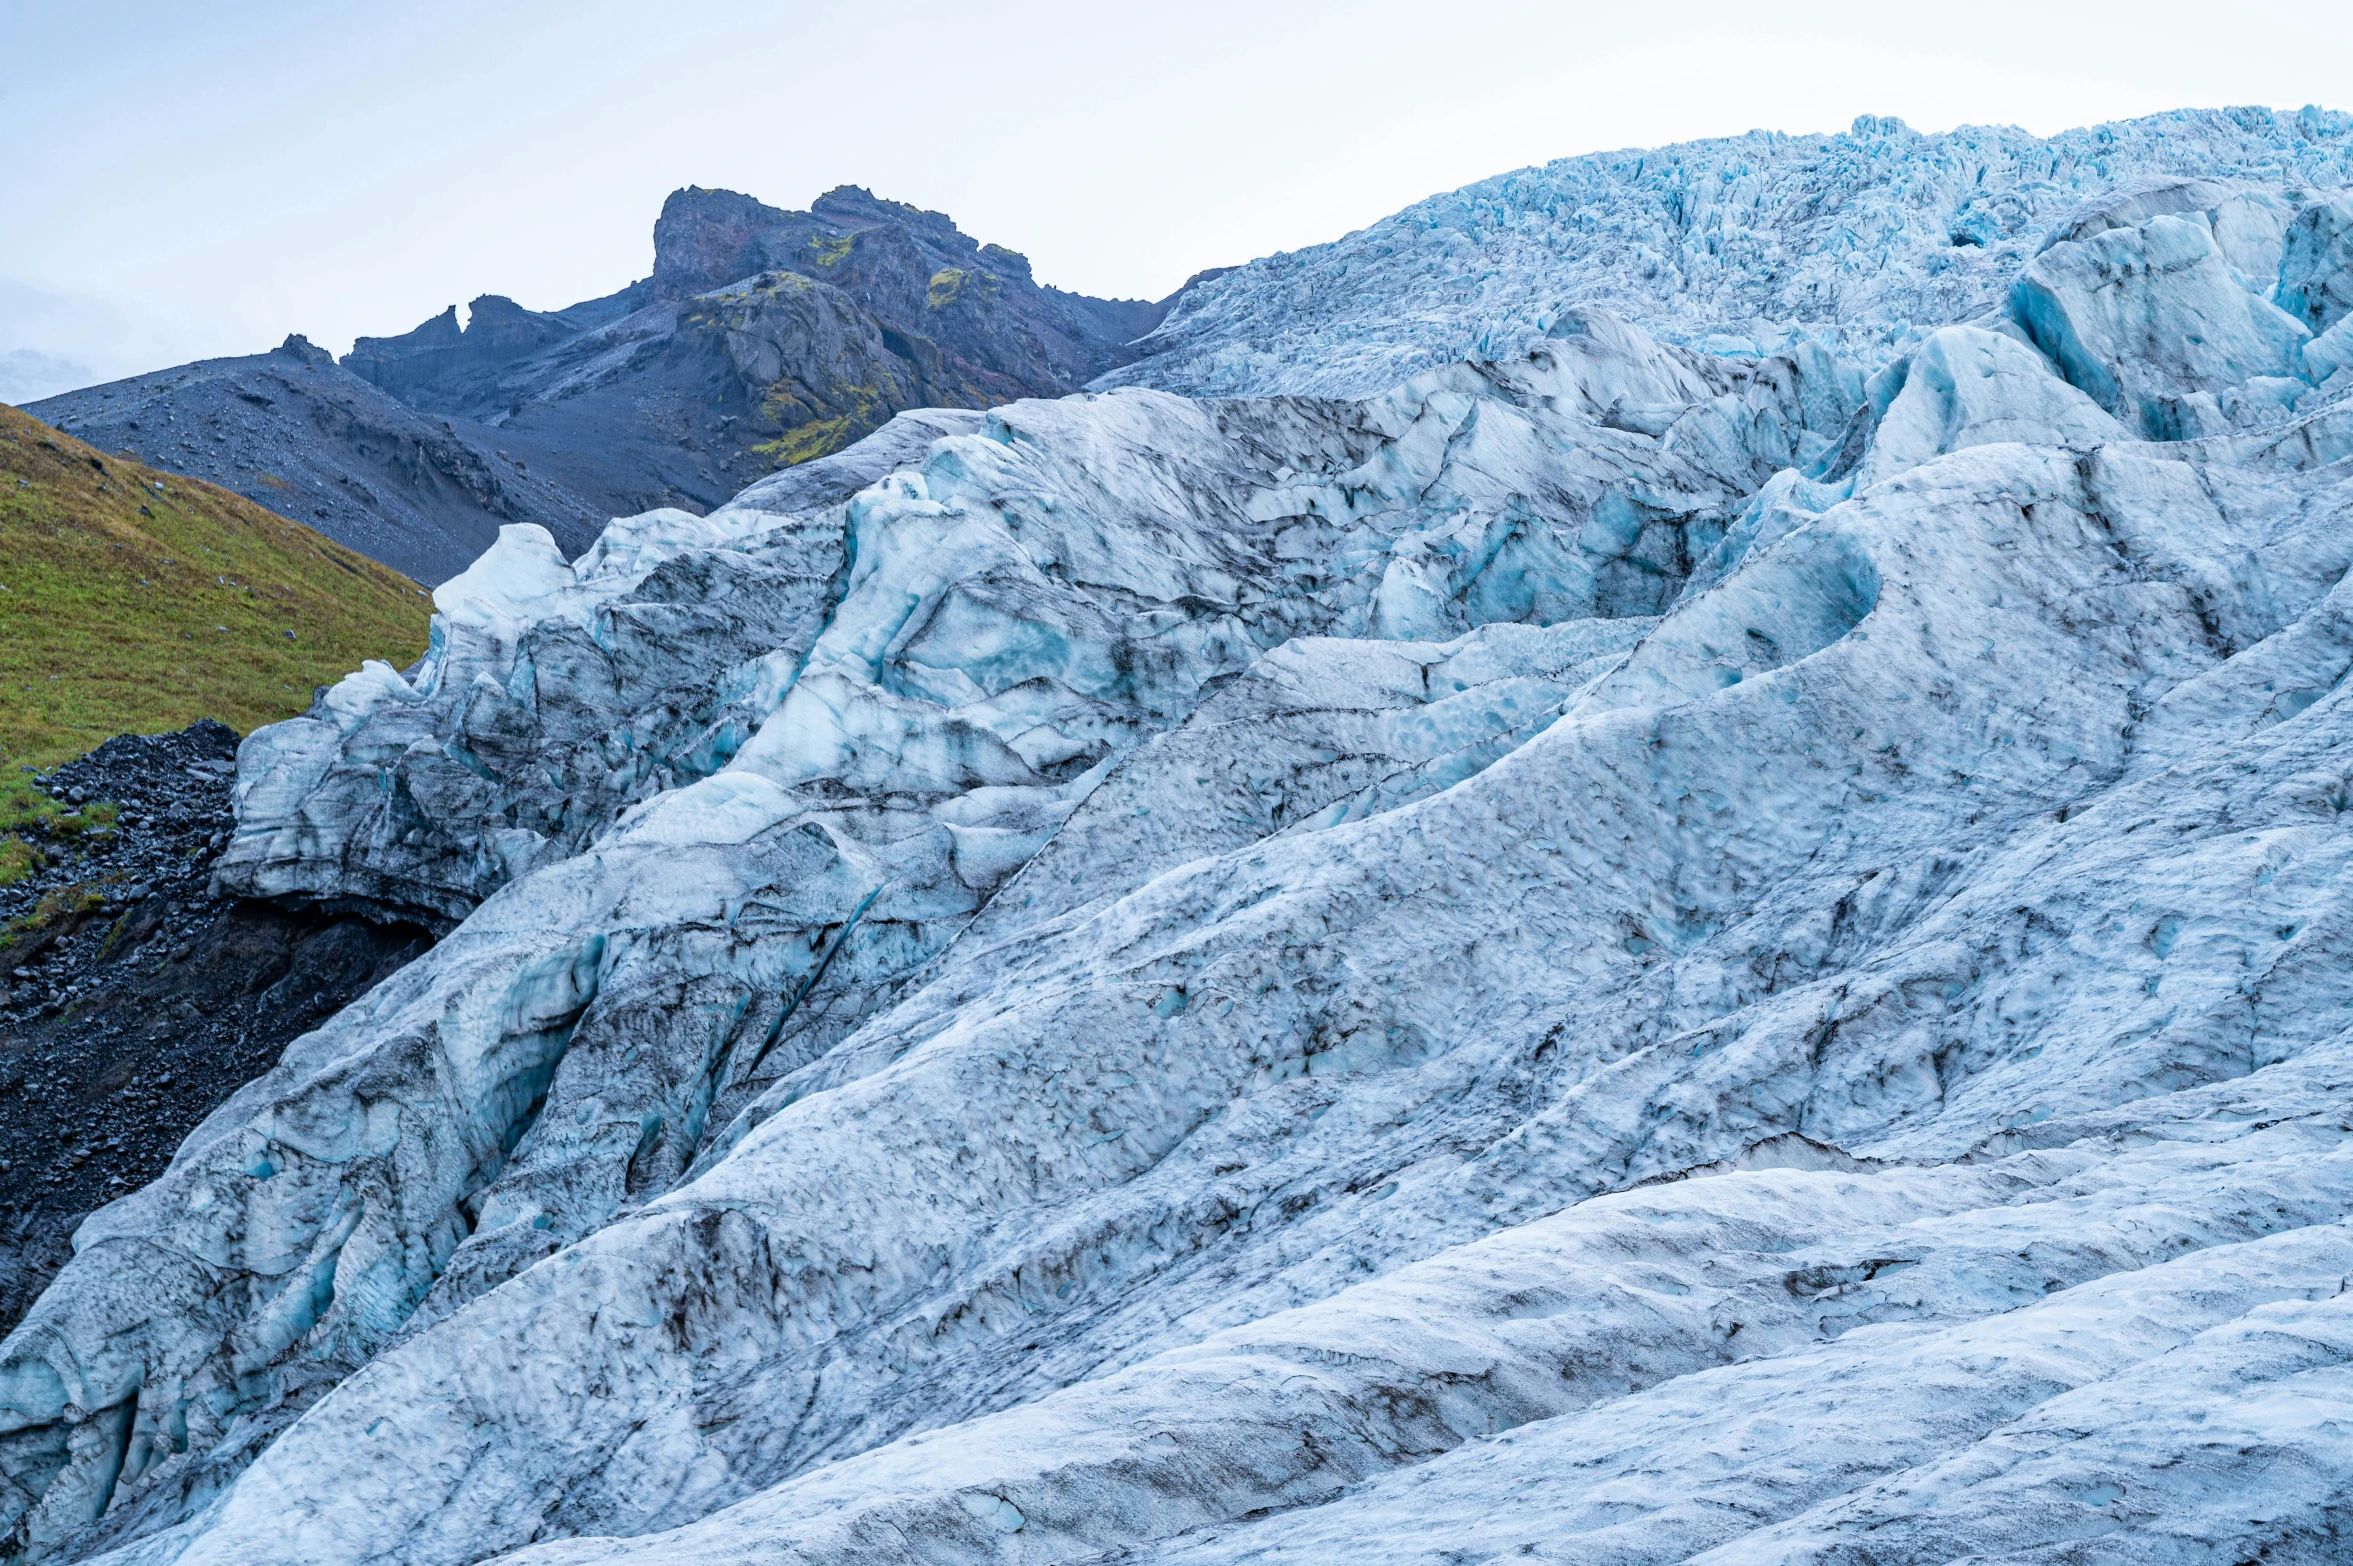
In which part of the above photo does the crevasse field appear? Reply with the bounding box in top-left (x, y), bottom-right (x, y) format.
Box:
top-left (10, 107), bottom-right (2353, 1564)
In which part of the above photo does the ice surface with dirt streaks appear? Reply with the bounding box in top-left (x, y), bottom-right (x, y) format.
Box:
top-left (8, 131), bottom-right (2353, 1566)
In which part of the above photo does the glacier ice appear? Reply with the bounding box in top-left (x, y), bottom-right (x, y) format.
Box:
top-left (2278, 193), bottom-right (2353, 332)
top-left (2012, 212), bottom-right (2311, 438)
top-left (1845, 323), bottom-right (2123, 489)
top-left (10, 124), bottom-right (2353, 1566)
top-left (1103, 108), bottom-right (2353, 400)
top-left (210, 311), bottom-right (1843, 932)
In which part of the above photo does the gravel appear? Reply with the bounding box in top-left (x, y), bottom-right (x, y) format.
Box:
top-left (0, 720), bottom-right (434, 1335)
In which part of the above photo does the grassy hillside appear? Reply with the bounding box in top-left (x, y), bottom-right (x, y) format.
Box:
top-left (0, 402), bottom-right (432, 872)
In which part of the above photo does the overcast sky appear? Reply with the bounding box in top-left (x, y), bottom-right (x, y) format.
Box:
top-left (5, 0), bottom-right (2352, 396)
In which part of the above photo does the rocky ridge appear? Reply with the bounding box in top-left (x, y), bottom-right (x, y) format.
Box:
top-left (645, 185), bottom-right (1172, 394)
top-left (8, 122), bottom-right (2353, 1566)
top-left (334, 185), bottom-right (1181, 544)
top-left (23, 339), bottom-right (605, 586)
top-left (34, 190), bottom-right (1182, 584)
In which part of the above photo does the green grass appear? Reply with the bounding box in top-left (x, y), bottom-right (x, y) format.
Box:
top-left (753, 411), bottom-right (867, 467)
top-left (0, 402), bottom-right (432, 882)
top-left (926, 266), bottom-right (1000, 311)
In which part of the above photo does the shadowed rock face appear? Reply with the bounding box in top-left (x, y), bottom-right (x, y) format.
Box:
top-left (339, 285), bottom-right (654, 428)
top-left (341, 269), bottom-right (1018, 546)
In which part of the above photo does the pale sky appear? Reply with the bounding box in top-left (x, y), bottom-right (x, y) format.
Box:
top-left (5, 0), bottom-right (2351, 396)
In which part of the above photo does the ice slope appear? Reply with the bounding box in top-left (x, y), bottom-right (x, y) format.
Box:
top-left (7, 163), bottom-right (2353, 1566)
top-left (1103, 106), bottom-right (2353, 398)
top-left (208, 309), bottom-right (1842, 930)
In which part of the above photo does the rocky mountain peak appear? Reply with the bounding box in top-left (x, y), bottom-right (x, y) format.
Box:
top-left (650, 184), bottom-right (799, 300)
top-left (271, 333), bottom-right (334, 368)
top-left (809, 183), bottom-right (968, 245)
top-left (44, 184), bottom-right (1189, 588)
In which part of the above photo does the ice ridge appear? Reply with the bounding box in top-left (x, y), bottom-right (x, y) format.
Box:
top-left (1102, 105), bottom-right (2353, 398)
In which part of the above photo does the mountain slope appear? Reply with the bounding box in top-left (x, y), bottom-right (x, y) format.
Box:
top-left (34, 188), bottom-right (1182, 584)
top-left (1106, 104), bottom-right (2353, 396)
top-left (23, 338), bottom-right (606, 584)
top-left (0, 405), bottom-right (437, 1364)
top-left (342, 185), bottom-right (1184, 515)
top-left (0, 402), bottom-right (429, 774)
top-left (345, 265), bottom-right (1018, 530)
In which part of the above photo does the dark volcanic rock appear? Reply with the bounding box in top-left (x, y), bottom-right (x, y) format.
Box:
top-left (355, 270), bottom-right (1019, 521)
top-left (649, 185), bottom-right (1171, 395)
top-left (0, 723), bottom-right (431, 1338)
top-left (341, 283), bottom-right (654, 421)
top-left (25, 338), bottom-right (604, 584)
top-left (339, 185), bottom-right (1189, 514)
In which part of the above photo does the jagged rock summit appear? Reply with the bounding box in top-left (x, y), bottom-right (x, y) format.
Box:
top-left (337, 183), bottom-right (1181, 520)
top-left (649, 184), bottom-right (1170, 392)
top-left (10, 110), bottom-right (2353, 1565)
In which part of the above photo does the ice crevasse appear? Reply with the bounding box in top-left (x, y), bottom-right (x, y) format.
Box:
top-left (6, 143), bottom-right (2353, 1566)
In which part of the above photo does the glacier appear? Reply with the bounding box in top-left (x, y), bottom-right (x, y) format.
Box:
top-left (7, 110), bottom-right (2353, 1565)
top-left (1102, 106), bottom-right (2353, 399)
